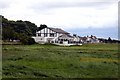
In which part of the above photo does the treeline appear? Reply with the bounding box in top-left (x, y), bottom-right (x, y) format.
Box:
top-left (98, 37), bottom-right (120, 43)
top-left (1, 15), bottom-right (39, 44)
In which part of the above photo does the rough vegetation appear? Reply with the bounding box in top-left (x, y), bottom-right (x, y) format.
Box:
top-left (2, 43), bottom-right (119, 78)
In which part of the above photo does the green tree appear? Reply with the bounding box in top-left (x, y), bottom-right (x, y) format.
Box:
top-left (2, 15), bottom-right (36, 44)
top-left (17, 33), bottom-right (35, 45)
top-left (15, 20), bottom-right (32, 36)
top-left (108, 37), bottom-right (112, 43)
top-left (24, 21), bottom-right (37, 36)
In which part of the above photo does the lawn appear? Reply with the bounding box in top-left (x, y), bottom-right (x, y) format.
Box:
top-left (2, 43), bottom-right (119, 78)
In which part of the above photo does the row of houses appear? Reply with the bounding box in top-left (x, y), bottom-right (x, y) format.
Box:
top-left (32, 25), bottom-right (100, 46)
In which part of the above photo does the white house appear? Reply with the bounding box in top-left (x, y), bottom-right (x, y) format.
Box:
top-left (86, 35), bottom-right (100, 43)
top-left (32, 26), bottom-right (82, 45)
top-left (32, 25), bottom-right (99, 45)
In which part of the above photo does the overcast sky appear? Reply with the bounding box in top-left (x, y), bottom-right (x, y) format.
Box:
top-left (0, 0), bottom-right (119, 39)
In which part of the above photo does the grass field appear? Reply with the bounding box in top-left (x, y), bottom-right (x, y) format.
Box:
top-left (2, 43), bottom-right (119, 78)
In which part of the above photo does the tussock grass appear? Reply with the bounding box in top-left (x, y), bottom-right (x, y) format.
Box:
top-left (80, 57), bottom-right (118, 63)
top-left (2, 43), bottom-right (119, 78)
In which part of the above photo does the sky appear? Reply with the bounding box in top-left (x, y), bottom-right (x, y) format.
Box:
top-left (0, 0), bottom-right (119, 39)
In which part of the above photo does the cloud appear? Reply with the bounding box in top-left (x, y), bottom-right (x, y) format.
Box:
top-left (0, 0), bottom-right (12, 9)
top-left (31, 2), bottom-right (113, 10)
top-left (1, 0), bottom-right (118, 27)
top-left (29, 1), bottom-right (117, 14)
top-left (0, 0), bottom-right (118, 39)
top-left (30, 2), bottom-right (117, 29)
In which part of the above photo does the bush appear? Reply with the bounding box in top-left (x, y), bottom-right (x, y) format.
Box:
top-left (27, 38), bottom-right (36, 45)
top-left (21, 37), bottom-right (35, 45)
top-left (17, 33), bottom-right (35, 45)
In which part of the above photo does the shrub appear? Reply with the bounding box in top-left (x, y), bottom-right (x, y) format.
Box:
top-left (27, 37), bottom-right (36, 45)
top-left (21, 37), bottom-right (36, 45)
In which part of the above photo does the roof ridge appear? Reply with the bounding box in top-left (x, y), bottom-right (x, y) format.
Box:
top-left (48, 27), bottom-right (69, 34)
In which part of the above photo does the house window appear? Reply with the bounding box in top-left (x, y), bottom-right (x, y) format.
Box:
top-left (38, 33), bottom-right (41, 36)
top-left (50, 33), bottom-right (54, 37)
top-left (55, 33), bottom-right (57, 37)
top-left (44, 33), bottom-right (48, 37)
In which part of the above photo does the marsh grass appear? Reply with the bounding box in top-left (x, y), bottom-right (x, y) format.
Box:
top-left (2, 43), bottom-right (119, 78)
